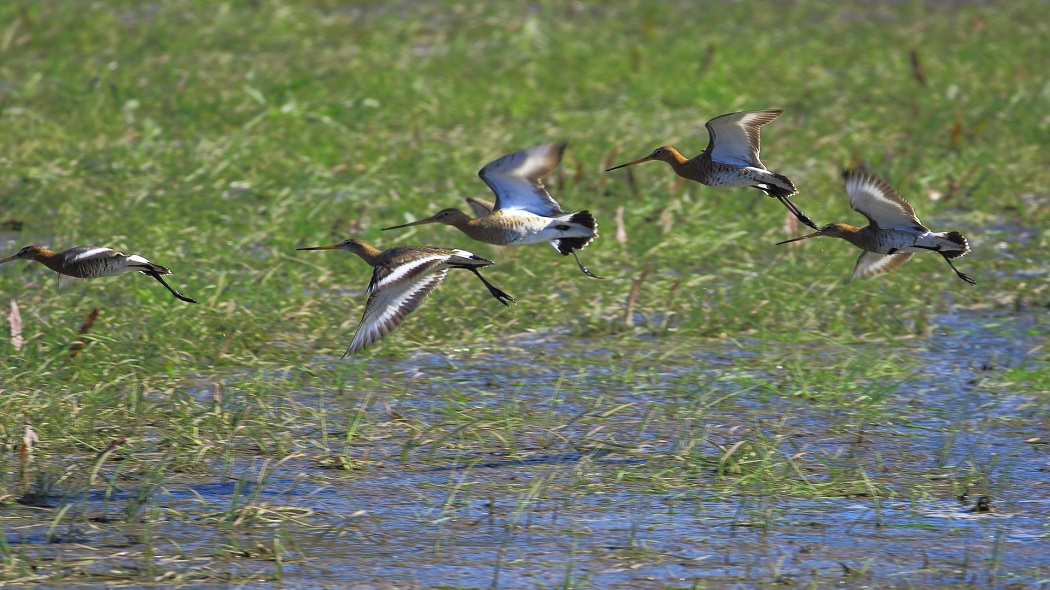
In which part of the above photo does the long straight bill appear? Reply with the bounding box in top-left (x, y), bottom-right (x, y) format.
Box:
top-left (605, 155), bottom-right (654, 172)
top-left (775, 231), bottom-right (823, 246)
top-left (381, 216), bottom-right (438, 231)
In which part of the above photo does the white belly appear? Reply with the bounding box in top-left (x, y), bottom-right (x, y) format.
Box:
top-left (492, 213), bottom-right (595, 246)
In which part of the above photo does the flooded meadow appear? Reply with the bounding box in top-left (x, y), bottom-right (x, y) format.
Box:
top-left (3, 1), bottom-right (1050, 587)
top-left (3, 310), bottom-right (1047, 587)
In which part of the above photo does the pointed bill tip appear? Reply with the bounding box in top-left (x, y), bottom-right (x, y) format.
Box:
top-left (606, 155), bottom-right (653, 172)
top-left (296, 244), bottom-right (340, 251)
top-left (382, 217), bottom-right (435, 231)
top-left (0, 255), bottom-right (18, 265)
top-left (775, 231), bottom-right (823, 246)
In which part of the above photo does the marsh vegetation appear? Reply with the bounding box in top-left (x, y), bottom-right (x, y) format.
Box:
top-left (1, 1), bottom-right (1048, 586)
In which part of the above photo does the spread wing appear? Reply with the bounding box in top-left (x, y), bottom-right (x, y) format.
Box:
top-left (843, 170), bottom-right (925, 231)
top-left (465, 197), bottom-right (495, 218)
top-left (478, 143), bottom-right (567, 216)
top-left (364, 252), bottom-right (451, 295)
top-left (346, 266), bottom-right (449, 356)
top-left (704, 109), bottom-right (782, 168)
top-left (58, 275), bottom-right (89, 288)
top-left (850, 251), bottom-right (915, 281)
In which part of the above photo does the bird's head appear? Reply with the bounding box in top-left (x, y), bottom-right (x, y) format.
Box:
top-left (606, 146), bottom-right (679, 171)
top-left (775, 223), bottom-right (854, 245)
top-left (297, 238), bottom-right (368, 253)
top-left (0, 245), bottom-right (46, 265)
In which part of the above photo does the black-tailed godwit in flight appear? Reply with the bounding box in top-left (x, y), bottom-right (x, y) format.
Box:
top-left (606, 109), bottom-right (818, 229)
top-left (297, 238), bottom-right (513, 356)
top-left (0, 245), bottom-right (198, 303)
top-left (776, 169), bottom-right (975, 285)
top-left (382, 143), bottom-right (602, 278)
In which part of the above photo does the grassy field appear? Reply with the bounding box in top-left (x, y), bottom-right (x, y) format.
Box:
top-left (1, 0), bottom-right (1048, 586)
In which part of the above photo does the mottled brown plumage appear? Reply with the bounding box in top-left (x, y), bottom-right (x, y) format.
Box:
top-left (296, 238), bottom-right (513, 356)
top-left (776, 170), bottom-right (975, 285)
top-left (607, 109), bottom-right (817, 229)
top-left (383, 143), bottom-right (601, 278)
top-left (0, 245), bottom-right (197, 303)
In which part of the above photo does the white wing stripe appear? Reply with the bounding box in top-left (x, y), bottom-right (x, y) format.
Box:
top-left (374, 255), bottom-right (448, 290)
top-left (70, 247), bottom-right (114, 263)
top-left (373, 278), bottom-right (435, 327)
top-left (706, 110), bottom-right (780, 168)
top-left (844, 172), bottom-right (921, 230)
top-left (851, 252), bottom-right (915, 281)
top-left (349, 270), bottom-right (448, 353)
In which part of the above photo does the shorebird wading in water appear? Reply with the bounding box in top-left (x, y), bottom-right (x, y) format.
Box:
top-left (297, 238), bottom-right (513, 356)
top-left (0, 245), bottom-right (198, 303)
top-left (606, 109), bottom-right (818, 230)
top-left (382, 143), bottom-right (602, 278)
top-left (776, 169), bottom-right (976, 285)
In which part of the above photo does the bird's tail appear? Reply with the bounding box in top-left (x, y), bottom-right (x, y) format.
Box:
top-left (755, 171), bottom-right (797, 199)
top-left (940, 231), bottom-right (970, 260)
top-left (122, 253), bottom-right (171, 276)
top-left (446, 251), bottom-right (496, 269)
top-left (133, 263), bottom-right (171, 276)
top-left (553, 210), bottom-right (598, 256)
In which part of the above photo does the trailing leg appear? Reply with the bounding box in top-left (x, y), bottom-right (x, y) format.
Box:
top-left (146, 271), bottom-right (199, 303)
top-left (571, 250), bottom-right (603, 279)
top-left (777, 196), bottom-right (819, 230)
top-left (467, 268), bottom-right (514, 306)
top-left (940, 253), bottom-right (976, 285)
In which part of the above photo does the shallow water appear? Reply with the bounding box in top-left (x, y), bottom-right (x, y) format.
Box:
top-left (3, 309), bottom-right (1048, 587)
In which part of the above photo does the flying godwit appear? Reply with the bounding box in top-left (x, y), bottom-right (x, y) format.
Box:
top-left (382, 143), bottom-right (602, 278)
top-left (606, 109), bottom-right (818, 229)
top-left (776, 170), bottom-right (976, 285)
top-left (0, 245), bottom-right (198, 303)
top-left (296, 238), bottom-right (513, 356)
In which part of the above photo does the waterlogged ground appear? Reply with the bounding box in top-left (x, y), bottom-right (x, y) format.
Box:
top-left (2, 310), bottom-right (1047, 588)
top-left (3, 0), bottom-right (1050, 586)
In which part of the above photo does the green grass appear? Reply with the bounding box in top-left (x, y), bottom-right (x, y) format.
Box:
top-left (1, 0), bottom-right (1049, 586)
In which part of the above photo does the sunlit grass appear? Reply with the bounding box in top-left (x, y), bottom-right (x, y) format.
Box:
top-left (1, 0), bottom-right (1048, 585)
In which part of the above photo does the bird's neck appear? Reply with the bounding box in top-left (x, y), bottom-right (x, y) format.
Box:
top-left (663, 148), bottom-right (692, 175)
top-left (31, 248), bottom-right (64, 272)
top-left (454, 218), bottom-right (503, 244)
top-left (447, 214), bottom-right (476, 231)
top-left (830, 224), bottom-right (866, 248)
top-left (351, 242), bottom-right (384, 266)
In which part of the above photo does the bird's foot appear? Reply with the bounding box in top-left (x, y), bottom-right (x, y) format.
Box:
top-left (489, 286), bottom-right (515, 307)
top-left (572, 251), bottom-right (604, 279)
